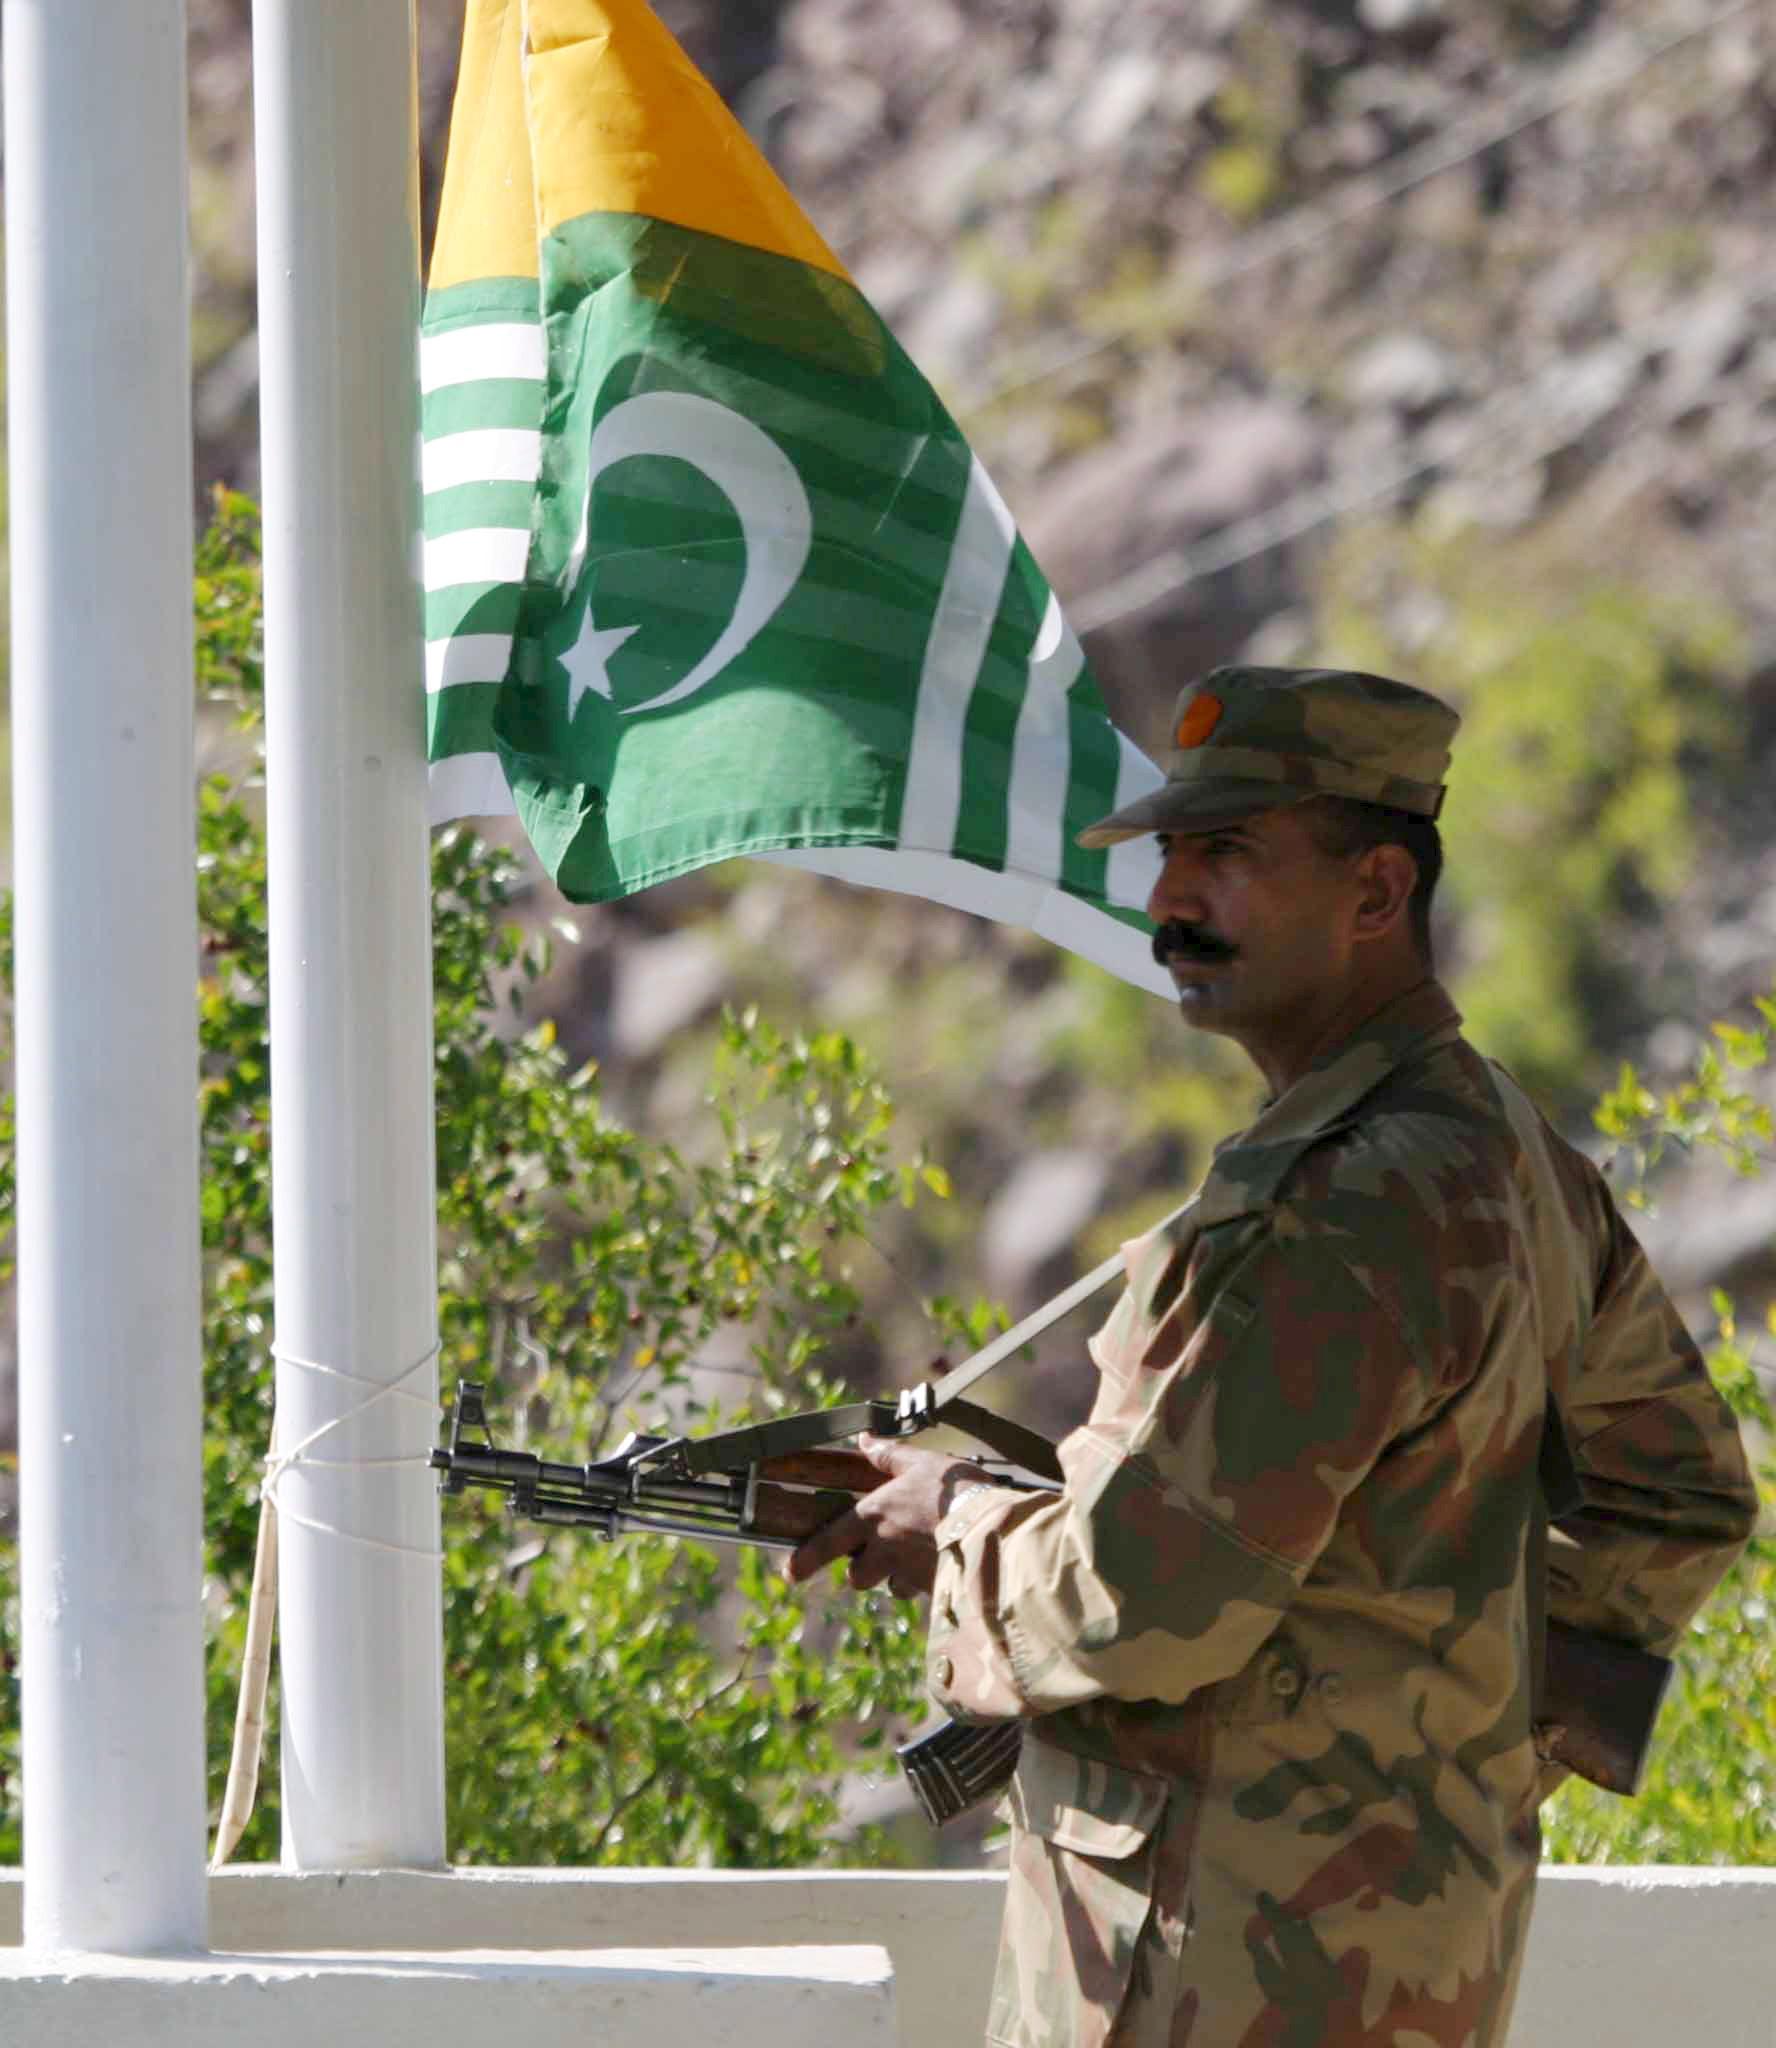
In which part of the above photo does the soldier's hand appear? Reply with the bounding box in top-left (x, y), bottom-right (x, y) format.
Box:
top-left (781, 1436), bottom-right (988, 1599)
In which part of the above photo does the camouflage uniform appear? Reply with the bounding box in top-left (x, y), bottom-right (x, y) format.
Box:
top-left (927, 671), bottom-right (1758, 2048)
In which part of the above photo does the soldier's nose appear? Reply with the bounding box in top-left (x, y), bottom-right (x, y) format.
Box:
top-left (1147, 856), bottom-right (1205, 926)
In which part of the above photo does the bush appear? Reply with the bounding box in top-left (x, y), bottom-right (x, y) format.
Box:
top-left (0, 493), bottom-right (936, 1867)
top-left (1314, 536), bottom-right (1744, 1108)
top-left (1541, 993), bottom-right (1776, 1863)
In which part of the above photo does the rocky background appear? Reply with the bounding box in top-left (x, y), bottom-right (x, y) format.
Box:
top-left (5, 0), bottom-right (1774, 1551)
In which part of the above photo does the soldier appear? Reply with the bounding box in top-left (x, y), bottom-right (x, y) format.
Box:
top-left (785, 666), bottom-right (1759, 2047)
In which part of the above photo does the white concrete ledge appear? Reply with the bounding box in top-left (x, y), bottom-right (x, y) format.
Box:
top-left (5, 1866), bottom-right (1775, 2047)
top-left (2, 1868), bottom-right (1001, 2048)
top-left (1516, 1868), bottom-right (1776, 2044)
top-left (0, 1943), bottom-right (897, 2048)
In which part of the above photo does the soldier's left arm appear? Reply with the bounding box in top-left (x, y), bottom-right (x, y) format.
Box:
top-left (1547, 1200), bottom-right (1760, 1655)
top-left (928, 1206), bottom-right (1438, 1723)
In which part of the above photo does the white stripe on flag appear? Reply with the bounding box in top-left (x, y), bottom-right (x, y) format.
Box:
top-left (426, 633), bottom-right (514, 694)
top-left (774, 845), bottom-right (1042, 924)
top-left (424, 526), bottom-right (531, 592)
top-left (419, 322), bottom-right (546, 394)
top-left (428, 751), bottom-right (517, 824)
top-left (1002, 592), bottom-right (1086, 886)
top-left (1104, 732), bottom-right (1166, 913)
top-left (422, 428), bottom-right (543, 495)
top-left (764, 846), bottom-right (1173, 999)
top-left (898, 456), bottom-right (1017, 855)
top-left (1030, 888), bottom-right (1170, 998)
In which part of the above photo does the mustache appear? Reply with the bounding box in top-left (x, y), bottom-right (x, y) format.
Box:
top-left (1152, 920), bottom-right (1238, 967)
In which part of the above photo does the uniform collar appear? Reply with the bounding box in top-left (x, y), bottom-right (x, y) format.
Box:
top-left (1195, 980), bottom-right (1463, 1224)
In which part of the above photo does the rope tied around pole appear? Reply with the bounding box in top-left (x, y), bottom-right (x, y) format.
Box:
top-left (262, 1339), bottom-right (444, 1561)
top-left (210, 1338), bottom-right (444, 1869)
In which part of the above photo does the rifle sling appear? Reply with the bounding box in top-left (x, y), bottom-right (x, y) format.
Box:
top-left (676, 1401), bottom-right (897, 1475)
top-left (917, 1397), bottom-right (1064, 1481)
top-left (678, 1220), bottom-right (1177, 1480)
top-left (685, 1195), bottom-right (1585, 1511)
top-left (875, 1196), bottom-right (1202, 1477)
top-left (679, 1394), bottom-right (1064, 1483)
top-left (916, 1238), bottom-right (1142, 1411)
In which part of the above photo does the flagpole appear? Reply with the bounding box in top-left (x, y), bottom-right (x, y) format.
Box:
top-left (251, 0), bottom-right (446, 1867)
top-left (5, 0), bottom-right (208, 1951)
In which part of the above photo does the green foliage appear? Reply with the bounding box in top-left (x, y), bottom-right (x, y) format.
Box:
top-left (1435, 589), bottom-right (1738, 1094)
top-left (1317, 543), bottom-right (1744, 1103)
top-left (428, 994), bottom-right (941, 1867)
top-left (0, 495), bottom-right (936, 1868)
top-left (1194, 24), bottom-right (1301, 225)
top-left (1047, 952), bottom-right (1259, 1159)
top-left (1199, 137), bottom-right (1282, 224)
top-left (1623, 223), bottom-right (1716, 294)
top-left (1593, 999), bottom-right (1776, 1194)
top-left (1542, 985), bottom-right (1776, 1864)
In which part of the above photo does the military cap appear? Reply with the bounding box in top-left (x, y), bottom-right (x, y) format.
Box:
top-left (1076, 664), bottom-right (1460, 847)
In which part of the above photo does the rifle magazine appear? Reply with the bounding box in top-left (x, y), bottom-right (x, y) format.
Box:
top-left (897, 1715), bottom-right (1024, 1827)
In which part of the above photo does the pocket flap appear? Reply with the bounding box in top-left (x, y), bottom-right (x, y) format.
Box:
top-left (1007, 1738), bottom-right (1167, 1859)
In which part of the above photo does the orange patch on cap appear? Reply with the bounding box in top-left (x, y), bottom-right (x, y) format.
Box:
top-left (1174, 693), bottom-right (1223, 749)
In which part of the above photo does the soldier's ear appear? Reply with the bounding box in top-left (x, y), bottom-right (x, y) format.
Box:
top-left (1351, 844), bottom-right (1416, 942)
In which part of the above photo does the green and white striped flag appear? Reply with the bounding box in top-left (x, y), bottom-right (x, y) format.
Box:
top-left (423, 0), bottom-right (1168, 996)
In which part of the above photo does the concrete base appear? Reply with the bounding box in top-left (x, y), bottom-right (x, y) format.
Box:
top-left (5, 1865), bottom-right (1776, 2046)
top-left (2, 1867), bottom-right (1002, 2048)
top-left (1517, 1867), bottom-right (1776, 2043)
top-left (0, 1943), bottom-right (897, 2048)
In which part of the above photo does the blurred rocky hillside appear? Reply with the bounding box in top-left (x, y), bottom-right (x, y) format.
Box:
top-left (137, 0), bottom-right (1776, 1415)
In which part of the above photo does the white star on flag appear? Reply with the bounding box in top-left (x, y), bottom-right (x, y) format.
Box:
top-left (562, 609), bottom-right (640, 714)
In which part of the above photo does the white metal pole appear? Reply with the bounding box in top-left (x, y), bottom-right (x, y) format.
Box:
top-left (251, 0), bottom-right (446, 1867)
top-left (5, 0), bottom-right (208, 1953)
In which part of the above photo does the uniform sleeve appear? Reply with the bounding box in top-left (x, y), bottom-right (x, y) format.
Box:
top-left (1548, 1202), bottom-right (1760, 1655)
top-left (927, 1211), bottom-right (1436, 1722)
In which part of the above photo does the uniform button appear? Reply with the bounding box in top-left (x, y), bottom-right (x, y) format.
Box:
top-left (1317, 1672), bottom-right (1346, 1706)
top-left (938, 1600), bottom-right (958, 1631)
top-left (933, 1656), bottom-right (954, 1688)
top-left (1269, 1664), bottom-right (1302, 1700)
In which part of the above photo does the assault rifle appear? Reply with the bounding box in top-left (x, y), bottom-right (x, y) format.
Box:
top-left (434, 1328), bottom-right (1677, 1818)
top-left (431, 1379), bottom-right (1057, 1824)
top-left (434, 1216), bottom-right (1133, 1826)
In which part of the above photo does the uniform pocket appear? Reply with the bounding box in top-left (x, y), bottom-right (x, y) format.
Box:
top-left (1006, 1737), bottom-right (1169, 1852)
top-left (988, 1740), bottom-right (1169, 2048)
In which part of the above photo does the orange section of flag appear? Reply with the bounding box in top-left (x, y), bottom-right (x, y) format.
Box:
top-left (542, 0), bottom-right (853, 285)
top-left (433, 0), bottom-right (852, 292)
top-left (430, 0), bottom-right (539, 289)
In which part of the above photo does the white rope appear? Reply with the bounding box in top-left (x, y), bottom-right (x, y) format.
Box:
top-left (262, 1339), bottom-right (444, 1561)
top-left (210, 1459), bottom-right (279, 1870)
top-left (211, 1342), bottom-right (449, 1862)
top-left (961, 0), bottom-right (1760, 416)
top-left (264, 1498), bottom-right (442, 1560)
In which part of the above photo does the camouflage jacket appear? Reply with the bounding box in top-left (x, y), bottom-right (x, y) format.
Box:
top-left (928, 981), bottom-right (1757, 2048)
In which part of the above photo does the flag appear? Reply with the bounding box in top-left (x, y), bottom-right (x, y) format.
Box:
top-left (422, 0), bottom-right (1169, 996)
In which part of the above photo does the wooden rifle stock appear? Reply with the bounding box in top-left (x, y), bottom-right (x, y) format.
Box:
top-left (1535, 1618), bottom-right (1674, 1797)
